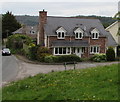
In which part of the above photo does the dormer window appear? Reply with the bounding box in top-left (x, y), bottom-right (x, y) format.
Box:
top-left (91, 28), bottom-right (99, 39)
top-left (75, 32), bottom-right (83, 39)
top-left (30, 30), bottom-right (35, 34)
top-left (74, 27), bottom-right (84, 39)
top-left (57, 32), bottom-right (65, 39)
top-left (92, 33), bottom-right (99, 39)
top-left (56, 27), bottom-right (67, 39)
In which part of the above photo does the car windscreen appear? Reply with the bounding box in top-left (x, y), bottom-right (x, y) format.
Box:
top-left (3, 49), bottom-right (10, 52)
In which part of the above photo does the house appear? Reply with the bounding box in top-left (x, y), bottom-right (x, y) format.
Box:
top-left (13, 25), bottom-right (38, 39)
top-left (106, 21), bottom-right (120, 56)
top-left (37, 10), bottom-right (117, 58)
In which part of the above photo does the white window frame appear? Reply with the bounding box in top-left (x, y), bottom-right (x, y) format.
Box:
top-left (74, 27), bottom-right (84, 39)
top-left (92, 33), bottom-right (99, 39)
top-left (90, 46), bottom-right (100, 54)
top-left (91, 28), bottom-right (99, 39)
top-left (54, 47), bottom-right (71, 55)
top-left (57, 32), bottom-right (65, 39)
top-left (56, 27), bottom-right (67, 39)
top-left (75, 32), bottom-right (83, 39)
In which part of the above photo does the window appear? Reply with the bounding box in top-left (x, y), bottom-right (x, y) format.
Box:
top-left (92, 33), bottom-right (99, 39)
top-left (59, 48), bottom-right (62, 54)
top-left (54, 47), bottom-right (71, 55)
top-left (82, 47), bottom-right (85, 53)
top-left (75, 32), bottom-right (83, 39)
top-left (30, 30), bottom-right (35, 34)
top-left (55, 48), bottom-right (58, 54)
top-left (57, 32), bottom-right (65, 39)
top-left (90, 46), bottom-right (100, 54)
top-left (63, 48), bottom-right (66, 54)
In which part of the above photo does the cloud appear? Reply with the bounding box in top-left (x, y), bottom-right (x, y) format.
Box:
top-left (1, 2), bottom-right (118, 17)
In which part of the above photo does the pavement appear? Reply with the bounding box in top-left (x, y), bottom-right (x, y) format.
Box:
top-left (2, 55), bottom-right (119, 86)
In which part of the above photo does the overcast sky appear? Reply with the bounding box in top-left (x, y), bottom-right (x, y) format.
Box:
top-left (1, 0), bottom-right (120, 17)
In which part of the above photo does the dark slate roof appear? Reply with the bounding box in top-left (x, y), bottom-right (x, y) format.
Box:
top-left (44, 16), bottom-right (107, 37)
top-left (106, 31), bottom-right (117, 46)
top-left (51, 40), bottom-right (89, 47)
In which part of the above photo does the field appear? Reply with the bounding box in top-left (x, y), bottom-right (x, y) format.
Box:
top-left (2, 64), bottom-right (118, 100)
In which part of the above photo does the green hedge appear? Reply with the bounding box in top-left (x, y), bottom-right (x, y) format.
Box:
top-left (44, 54), bottom-right (81, 63)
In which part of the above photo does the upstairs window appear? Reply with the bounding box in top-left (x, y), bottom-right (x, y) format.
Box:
top-left (74, 27), bottom-right (84, 39)
top-left (57, 32), bottom-right (65, 39)
top-left (75, 32), bottom-right (83, 39)
top-left (91, 28), bottom-right (99, 39)
top-left (30, 30), bottom-right (35, 34)
top-left (56, 27), bottom-right (66, 39)
top-left (92, 33), bottom-right (99, 39)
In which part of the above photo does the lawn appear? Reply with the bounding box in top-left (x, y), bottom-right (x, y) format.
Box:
top-left (2, 64), bottom-right (119, 100)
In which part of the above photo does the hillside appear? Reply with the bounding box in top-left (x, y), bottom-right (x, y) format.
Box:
top-left (15, 15), bottom-right (116, 28)
top-left (2, 64), bottom-right (118, 100)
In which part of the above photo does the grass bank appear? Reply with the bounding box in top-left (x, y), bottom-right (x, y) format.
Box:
top-left (2, 64), bottom-right (118, 100)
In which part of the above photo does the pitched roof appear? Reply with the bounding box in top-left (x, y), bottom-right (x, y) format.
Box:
top-left (44, 16), bottom-right (107, 37)
top-left (106, 31), bottom-right (117, 46)
top-left (13, 25), bottom-right (38, 35)
top-left (51, 40), bottom-right (89, 47)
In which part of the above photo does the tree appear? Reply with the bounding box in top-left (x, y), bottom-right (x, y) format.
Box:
top-left (2, 11), bottom-right (21, 38)
top-left (106, 47), bottom-right (115, 61)
top-left (114, 12), bottom-right (120, 20)
top-left (6, 34), bottom-right (32, 49)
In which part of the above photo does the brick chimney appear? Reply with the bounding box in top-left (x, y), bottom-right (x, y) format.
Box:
top-left (39, 9), bottom-right (47, 46)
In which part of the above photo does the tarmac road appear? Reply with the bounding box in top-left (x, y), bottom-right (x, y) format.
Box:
top-left (2, 55), bottom-right (19, 82)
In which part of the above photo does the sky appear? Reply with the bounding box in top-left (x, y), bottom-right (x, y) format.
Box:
top-left (0, 0), bottom-right (120, 17)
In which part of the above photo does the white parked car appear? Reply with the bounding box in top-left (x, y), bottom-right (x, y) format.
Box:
top-left (2, 48), bottom-right (11, 56)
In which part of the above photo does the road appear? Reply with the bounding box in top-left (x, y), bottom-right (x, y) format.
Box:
top-left (2, 55), bottom-right (119, 85)
top-left (2, 55), bottom-right (19, 82)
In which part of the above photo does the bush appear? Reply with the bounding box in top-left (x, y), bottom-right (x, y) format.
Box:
top-left (106, 47), bottom-right (115, 61)
top-left (37, 47), bottom-right (51, 62)
top-left (6, 34), bottom-right (32, 49)
top-left (44, 55), bottom-right (54, 63)
top-left (44, 55), bottom-right (59, 63)
top-left (44, 55), bottom-right (81, 63)
top-left (27, 45), bottom-right (38, 60)
top-left (10, 48), bottom-right (26, 56)
top-left (57, 55), bottom-right (81, 63)
top-left (90, 54), bottom-right (106, 62)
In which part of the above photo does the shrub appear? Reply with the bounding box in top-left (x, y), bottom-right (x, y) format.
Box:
top-left (90, 54), bottom-right (106, 62)
top-left (6, 34), bottom-right (32, 49)
top-left (56, 54), bottom-right (81, 63)
top-left (106, 47), bottom-right (115, 61)
top-left (44, 55), bottom-right (59, 63)
top-left (27, 45), bottom-right (38, 60)
top-left (37, 46), bottom-right (51, 62)
top-left (44, 55), bottom-right (81, 63)
top-left (44, 55), bottom-right (54, 63)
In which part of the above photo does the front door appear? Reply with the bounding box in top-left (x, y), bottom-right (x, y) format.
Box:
top-left (75, 47), bottom-right (82, 57)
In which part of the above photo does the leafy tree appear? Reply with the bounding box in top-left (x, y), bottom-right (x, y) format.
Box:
top-left (6, 34), bottom-right (32, 49)
top-left (2, 11), bottom-right (21, 38)
top-left (114, 12), bottom-right (120, 20)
